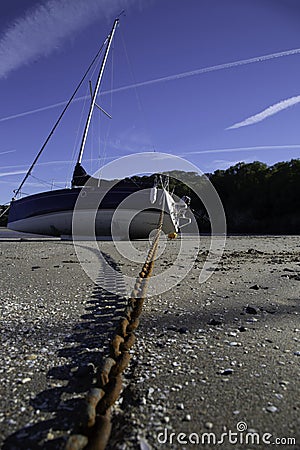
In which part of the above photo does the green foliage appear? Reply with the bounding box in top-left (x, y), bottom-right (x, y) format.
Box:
top-left (125, 160), bottom-right (300, 233)
top-left (208, 159), bottom-right (300, 233)
top-left (2, 158), bottom-right (299, 233)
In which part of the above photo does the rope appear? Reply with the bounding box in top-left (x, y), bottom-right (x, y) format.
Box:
top-left (66, 200), bottom-right (165, 450)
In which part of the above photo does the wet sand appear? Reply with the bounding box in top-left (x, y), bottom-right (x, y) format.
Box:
top-left (0, 230), bottom-right (299, 449)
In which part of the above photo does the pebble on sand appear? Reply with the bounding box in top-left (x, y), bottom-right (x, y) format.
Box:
top-left (266, 405), bottom-right (278, 413)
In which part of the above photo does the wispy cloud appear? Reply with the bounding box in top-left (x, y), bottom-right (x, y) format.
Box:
top-left (207, 158), bottom-right (253, 170)
top-left (108, 47), bottom-right (300, 93)
top-left (182, 144), bottom-right (300, 156)
top-left (0, 0), bottom-right (139, 79)
top-left (0, 145), bottom-right (298, 174)
top-left (0, 170), bottom-right (27, 178)
top-left (2, 46), bottom-right (300, 122)
top-left (0, 155), bottom-right (134, 173)
top-left (227, 95), bottom-right (300, 129)
top-left (0, 100), bottom-right (71, 123)
top-left (0, 149), bottom-right (16, 156)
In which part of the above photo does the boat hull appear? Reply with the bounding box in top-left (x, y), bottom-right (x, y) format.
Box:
top-left (8, 187), bottom-right (178, 239)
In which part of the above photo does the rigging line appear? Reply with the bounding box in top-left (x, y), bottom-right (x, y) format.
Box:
top-left (120, 29), bottom-right (157, 153)
top-left (12, 35), bottom-right (109, 199)
top-left (70, 52), bottom-right (104, 184)
top-left (120, 29), bottom-right (142, 111)
top-left (67, 82), bottom-right (91, 187)
top-left (14, 189), bottom-right (30, 197)
top-left (102, 41), bottom-right (115, 164)
top-left (30, 174), bottom-right (63, 189)
top-left (97, 42), bottom-right (115, 187)
top-left (91, 104), bottom-right (95, 174)
top-left (75, 18), bottom-right (119, 168)
top-left (109, 38), bottom-right (115, 111)
top-left (90, 50), bottom-right (108, 175)
top-left (0, 200), bottom-right (11, 206)
top-left (97, 94), bottom-right (102, 188)
top-left (88, 51), bottom-right (103, 177)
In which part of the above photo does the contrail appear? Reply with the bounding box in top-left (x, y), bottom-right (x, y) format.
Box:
top-left (0, 145), bottom-right (299, 173)
top-left (0, 0), bottom-right (141, 79)
top-left (0, 98), bottom-right (82, 123)
top-left (0, 170), bottom-right (27, 177)
top-left (183, 144), bottom-right (300, 156)
top-left (0, 149), bottom-right (16, 156)
top-left (227, 95), bottom-right (300, 129)
top-left (0, 155), bottom-right (132, 172)
top-left (108, 47), bottom-right (300, 93)
top-left (0, 145), bottom-right (298, 173)
top-left (2, 46), bottom-right (300, 123)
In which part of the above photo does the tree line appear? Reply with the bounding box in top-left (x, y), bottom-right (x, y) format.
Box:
top-left (167, 159), bottom-right (300, 234)
top-left (1, 158), bottom-right (299, 234)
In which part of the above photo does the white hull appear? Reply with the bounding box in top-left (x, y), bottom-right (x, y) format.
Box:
top-left (7, 20), bottom-right (193, 242)
top-left (8, 208), bottom-right (176, 240)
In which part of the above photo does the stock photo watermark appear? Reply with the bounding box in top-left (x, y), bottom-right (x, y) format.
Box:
top-left (157, 421), bottom-right (296, 446)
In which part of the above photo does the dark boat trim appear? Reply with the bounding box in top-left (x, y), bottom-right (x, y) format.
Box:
top-left (8, 186), bottom-right (145, 223)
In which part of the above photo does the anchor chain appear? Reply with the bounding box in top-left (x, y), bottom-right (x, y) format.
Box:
top-left (66, 206), bottom-right (165, 450)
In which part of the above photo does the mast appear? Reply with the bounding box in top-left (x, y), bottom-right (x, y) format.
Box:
top-left (75, 18), bottom-right (119, 167)
top-left (11, 23), bottom-right (113, 200)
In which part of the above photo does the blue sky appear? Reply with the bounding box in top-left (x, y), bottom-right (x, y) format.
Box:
top-left (1, 0), bottom-right (300, 203)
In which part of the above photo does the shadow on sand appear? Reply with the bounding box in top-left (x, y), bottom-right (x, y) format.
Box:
top-left (3, 254), bottom-right (126, 450)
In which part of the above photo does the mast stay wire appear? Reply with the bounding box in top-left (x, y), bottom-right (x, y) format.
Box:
top-left (12, 35), bottom-right (109, 200)
top-left (91, 38), bottom-right (115, 188)
top-left (98, 39), bottom-right (115, 187)
top-left (30, 174), bottom-right (63, 190)
top-left (86, 50), bottom-right (109, 176)
top-left (67, 82), bottom-right (91, 187)
top-left (69, 48), bottom-right (105, 181)
top-left (120, 29), bottom-right (158, 157)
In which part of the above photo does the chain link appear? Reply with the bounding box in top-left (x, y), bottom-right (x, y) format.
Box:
top-left (66, 206), bottom-right (165, 450)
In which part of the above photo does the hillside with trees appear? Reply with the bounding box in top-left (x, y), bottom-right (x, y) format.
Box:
top-left (208, 159), bottom-right (300, 234)
top-left (1, 158), bottom-right (299, 234)
top-left (168, 158), bottom-right (300, 234)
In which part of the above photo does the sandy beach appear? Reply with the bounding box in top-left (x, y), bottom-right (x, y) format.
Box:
top-left (0, 229), bottom-right (299, 449)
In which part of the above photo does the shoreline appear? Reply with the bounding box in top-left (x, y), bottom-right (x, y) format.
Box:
top-left (0, 235), bottom-right (299, 449)
top-left (1, 226), bottom-right (300, 239)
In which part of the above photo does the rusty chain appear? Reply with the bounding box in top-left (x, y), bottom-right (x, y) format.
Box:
top-left (66, 204), bottom-right (165, 450)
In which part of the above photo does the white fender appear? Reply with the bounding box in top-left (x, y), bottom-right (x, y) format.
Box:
top-left (150, 186), bottom-right (158, 204)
